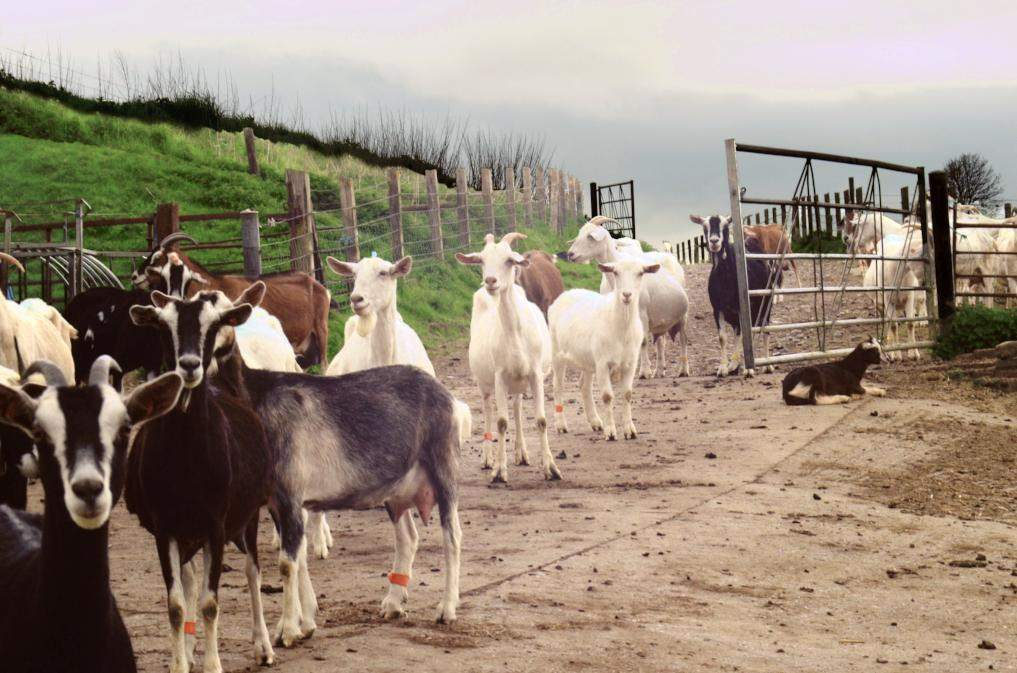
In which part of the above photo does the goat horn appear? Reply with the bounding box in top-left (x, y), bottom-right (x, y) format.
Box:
top-left (22, 360), bottom-right (67, 387)
top-left (587, 216), bottom-right (620, 228)
top-left (89, 355), bottom-right (122, 387)
top-left (500, 232), bottom-right (528, 247)
top-left (159, 232), bottom-right (198, 250)
top-left (0, 252), bottom-right (25, 274)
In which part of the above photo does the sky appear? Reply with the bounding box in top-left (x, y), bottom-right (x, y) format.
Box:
top-left (5, 0), bottom-right (1017, 246)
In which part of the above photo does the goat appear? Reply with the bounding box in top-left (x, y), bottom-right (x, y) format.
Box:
top-left (66, 287), bottom-right (163, 385)
top-left (515, 249), bottom-right (564, 317)
top-left (0, 365), bottom-right (35, 510)
top-left (692, 214), bottom-right (778, 377)
top-left (567, 218), bottom-right (691, 378)
top-left (128, 288), bottom-right (312, 672)
top-left (206, 281), bottom-right (464, 624)
top-left (550, 259), bottom-right (660, 440)
top-left (862, 233), bottom-right (927, 361)
top-left (951, 211), bottom-right (1004, 308)
top-left (743, 223), bottom-right (802, 291)
top-left (235, 307), bottom-right (303, 373)
top-left (840, 210), bottom-right (905, 274)
top-left (134, 233), bottom-right (331, 368)
top-left (457, 233), bottom-right (562, 483)
top-left (0, 255), bottom-right (76, 382)
top-left (782, 338), bottom-right (886, 405)
top-left (997, 226), bottom-right (1017, 308)
top-left (0, 357), bottom-right (183, 673)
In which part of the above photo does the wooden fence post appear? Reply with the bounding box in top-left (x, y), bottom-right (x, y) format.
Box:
top-left (339, 177), bottom-right (360, 261)
top-left (1006, 203), bottom-right (1013, 218)
top-left (535, 167), bottom-right (547, 223)
top-left (521, 167), bottom-right (533, 228)
top-left (154, 202), bottom-right (180, 242)
top-left (848, 178), bottom-right (856, 205)
top-left (548, 171), bottom-right (558, 233)
top-left (901, 186), bottom-right (910, 215)
top-left (574, 178), bottom-right (583, 219)
top-left (70, 199), bottom-right (85, 299)
top-left (505, 166), bottom-right (517, 232)
top-left (243, 128), bottom-right (259, 176)
top-left (481, 168), bottom-right (495, 235)
top-left (823, 193), bottom-right (832, 235)
top-left (425, 169), bottom-right (443, 257)
top-left (456, 167), bottom-right (470, 247)
top-left (387, 167), bottom-right (404, 260)
top-left (1, 214), bottom-right (11, 294)
top-left (557, 171), bottom-right (567, 235)
top-left (285, 170), bottom-right (316, 274)
top-left (241, 209), bottom-right (261, 276)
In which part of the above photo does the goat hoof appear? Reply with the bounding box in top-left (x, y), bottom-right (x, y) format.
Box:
top-left (480, 463), bottom-right (492, 471)
top-left (624, 430), bottom-right (637, 440)
top-left (436, 605), bottom-right (458, 624)
top-left (255, 642), bottom-right (276, 667)
top-left (605, 432), bottom-right (617, 441)
top-left (546, 465), bottom-right (563, 481)
top-left (743, 368), bottom-right (755, 378)
top-left (274, 623), bottom-right (303, 648)
top-left (516, 456), bottom-right (530, 466)
top-left (556, 426), bottom-right (569, 434)
top-left (491, 472), bottom-right (508, 484)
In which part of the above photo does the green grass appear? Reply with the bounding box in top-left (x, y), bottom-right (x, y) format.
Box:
top-left (933, 305), bottom-right (1017, 360)
top-left (0, 87), bottom-right (600, 358)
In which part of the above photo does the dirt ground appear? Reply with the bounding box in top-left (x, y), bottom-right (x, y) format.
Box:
top-left (28, 264), bottom-right (1017, 672)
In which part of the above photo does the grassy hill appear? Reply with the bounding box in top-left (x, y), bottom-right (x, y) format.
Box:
top-left (0, 88), bottom-right (600, 359)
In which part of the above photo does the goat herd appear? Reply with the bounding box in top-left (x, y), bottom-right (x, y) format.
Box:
top-left (0, 205), bottom-right (1008, 672)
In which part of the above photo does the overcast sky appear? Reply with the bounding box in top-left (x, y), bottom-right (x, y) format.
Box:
top-left (5, 1), bottom-right (1017, 244)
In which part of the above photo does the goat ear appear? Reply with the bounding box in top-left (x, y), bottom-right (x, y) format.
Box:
top-left (597, 263), bottom-right (615, 274)
top-left (236, 281), bottom-right (266, 308)
top-left (390, 256), bottom-right (413, 277)
top-left (689, 215), bottom-right (705, 225)
top-left (130, 305), bottom-right (162, 327)
top-left (190, 273), bottom-right (208, 286)
top-left (326, 257), bottom-right (357, 277)
top-left (151, 291), bottom-right (174, 308)
top-left (455, 252), bottom-right (483, 265)
top-left (0, 383), bottom-right (37, 438)
top-left (126, 372), bottom-right (183, 427)
top-left (511, 253), bottom-right (530, 267)
top-left (221, 304), bottom-right (253, 327)
top-left (590, 227), bottom-right (610, 242)
top-left (642, 263), bottom-right (661, 274)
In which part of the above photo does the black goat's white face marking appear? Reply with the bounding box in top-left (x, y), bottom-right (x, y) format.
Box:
top-left (34, 385), bottom-right (128, 530)
top-left (699, 215), bottom-right (729, 254)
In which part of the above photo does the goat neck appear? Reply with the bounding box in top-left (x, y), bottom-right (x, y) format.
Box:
top-left (839, 347), bottom-right (876, 380)
top-left (366, 301), bottom-right (399, 367)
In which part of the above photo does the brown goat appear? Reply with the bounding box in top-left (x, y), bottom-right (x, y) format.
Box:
top-left (515, 249), bottom-right (564, 317)
top-left (743, 224), bottom-right (801, 287)
top-left (135, 233), bottom-right (331, 368)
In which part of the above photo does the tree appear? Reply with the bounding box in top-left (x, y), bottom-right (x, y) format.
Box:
top-left (944, 153), bottom-right (1003, 205)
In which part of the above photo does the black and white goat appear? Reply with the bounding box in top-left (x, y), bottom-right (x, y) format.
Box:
top-left (210, 282), bottom-right (464, 623)
top-left (0, 357), bottom-right (183, 673)
top-left (0, 365), bottom-right (37, 510)
top-left (692, 214), bottom-right (779, 377)
top-left (65, 287), bottom-right (163, 384)
top-left (782, 338), bottom-right (886, 405)
top-left (128, 288), bottom-right (311, 672)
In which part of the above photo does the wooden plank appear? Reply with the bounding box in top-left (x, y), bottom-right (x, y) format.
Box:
top-left (425, 169), bottom-right (443, 257)
top-left (724, 138), bottom-right (755, 371)
top-left (339, 177), bottom-right (359, 261)
top-left (285, 170), bottom-right (316, 274)
top-left (456, 167), bottom-right (470, 247)
top-left (387, 167), bottom-right (404, 260)
top-left (521, 167), bottom-right (533, 228)
top-left (505, 166), bottom-right (517, 232)
top-left (482, 168), bottom-right (495, 235)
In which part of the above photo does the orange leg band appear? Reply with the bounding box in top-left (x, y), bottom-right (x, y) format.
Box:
top-left (388, 572), bottom-right (411, 587)
top-left (483, 431), bottom-right (493, 441)
top-left (555, 404), bottom-right (564, 413)
top-left (184, 621), bottom-right (197, 636)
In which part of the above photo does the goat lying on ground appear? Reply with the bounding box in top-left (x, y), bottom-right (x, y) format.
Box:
top-left (515, 249), bottom-right (564, 317)
top-left (550, 259), bottom-right (659, 440)
top-left (210, 282), bottom-right (464, 623)
top-left (693, 215), bottom-right (778, 377)
top-left (130, 288), bottom-right (311, 671)
top-left (457, 233), bottom-right (562, 483)
top-left (782, 338), bottom-right (885, 405)
top-left (0, 357), bottom-right (183, 673)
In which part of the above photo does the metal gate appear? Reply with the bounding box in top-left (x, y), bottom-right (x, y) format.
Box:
top-left (724, 140), bottom-right (937, 370)
top-left (951, 205), bottom-right (1017, 308)
top-left (590, 180), bottom-right (635, 238)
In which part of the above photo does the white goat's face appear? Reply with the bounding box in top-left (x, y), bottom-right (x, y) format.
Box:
top-left (130, 288), bottom-right (257, 389)
top-left (326, 255), bottom-right (412, 316)
top-left (455, 233), bottom-right (529, 296)
top-left (690, 214), bottom-right (730, 254)
top-left (597, 259), bottom-right (660, 306)
top-left (567, 221), bottom-right (612, 263)
top-left (841, 210), bottom-right (858, 248)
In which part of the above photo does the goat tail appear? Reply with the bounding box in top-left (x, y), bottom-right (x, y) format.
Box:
top-left (452, 398), bottom-right (473, 447)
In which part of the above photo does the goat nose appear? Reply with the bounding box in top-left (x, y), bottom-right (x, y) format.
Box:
top-left (350, 294), bottom-right (364, 304)
top-left (71, 478), bottom-right (103, 503)
top-left (484, 276), bottom-right (497, 286)
top-left (622, 291), bottom-right (633, 299)
top-left (179, 356), bottom-right (200, 373)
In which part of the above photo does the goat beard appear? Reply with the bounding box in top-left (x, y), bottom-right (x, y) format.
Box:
top-left (354, 311), bottom-right (377, 338)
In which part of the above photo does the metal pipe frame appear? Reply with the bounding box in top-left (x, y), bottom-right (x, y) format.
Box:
top-left (746, 252), bottom-right (928, 262)
top-left (734, 144), bottom-right (923, 175)
top-left (740, 197), bottom-right (910, 217)
top-left (747, 284), bottom-right (929, 297)
top-left (753, 314), bottom-right (930, 334)
top-left (754, 341), bottom-right (936, 367)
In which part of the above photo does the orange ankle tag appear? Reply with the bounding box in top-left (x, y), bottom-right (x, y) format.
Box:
top-left (555, 404), bottom-right (564, 413)
top-left (483, 431), bottom-right (493, 442)
top-left (184, 621), bottom-right (197, 636)
top-left (388, 572), bottom-right (410, 587)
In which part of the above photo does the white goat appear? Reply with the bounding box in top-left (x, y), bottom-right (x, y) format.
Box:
top-left (456, 233), bottom-right (561, 483)
top-left (997, 225), bottom-right (1017, 308)
top-left (550, 259), bottom-right (660, 440)
top-left (863, 233), bottom-right (926, 361)
top-left (841, 210), bottom-right (904, 271)
top-left (235, 307), bottom-right (302, 373)
top-left (0, 255), bottom-right (75, 381)
top-left (567, 217), bottom-right (690, 377)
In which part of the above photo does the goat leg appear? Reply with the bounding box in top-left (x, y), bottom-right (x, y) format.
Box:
top-left (242, 519), bottom-right (275, 666)
top-left (552, 359), bottom-right (569, 434)
top-left (200, 535), bottom-right (225, 673)
top-left (381, 512), bottom-right (419, 619)
top-left (531, 371), bottom-right (561, 480)
top-left (512, 395), bottom-right (529, 466)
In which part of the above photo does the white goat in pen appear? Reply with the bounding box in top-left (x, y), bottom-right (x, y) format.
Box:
top-left (0, 254), bottom-right (76, 380)
top-left (566, 217), bottom-right (690, 377)
top-left (456, 233), bottom-right (561, 483)
top-left (550, 259), bottom-right (660, 440)
top-left (235, 307), bottom-right (303, 372)
top-left (862, 233), bottom-right (926, 361)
